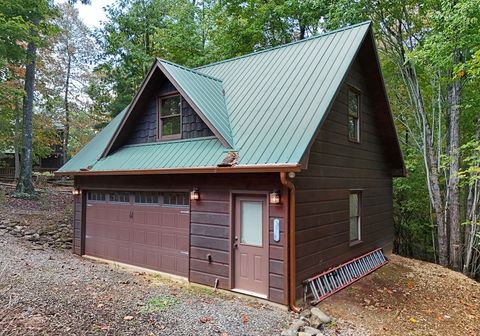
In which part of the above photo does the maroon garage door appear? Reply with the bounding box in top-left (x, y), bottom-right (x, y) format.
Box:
top-left (85, 191), bottom-right (189, 277)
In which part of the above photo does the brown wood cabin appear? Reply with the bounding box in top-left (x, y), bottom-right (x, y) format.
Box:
top-left (57, 22), bottom-right (404, 310)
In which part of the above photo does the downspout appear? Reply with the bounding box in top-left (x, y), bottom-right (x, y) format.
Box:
top-left (280, 172), bottom-right (302, 313)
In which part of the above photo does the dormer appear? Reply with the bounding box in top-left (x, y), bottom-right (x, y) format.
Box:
top-left (103, 59), bottom-right (233, 157)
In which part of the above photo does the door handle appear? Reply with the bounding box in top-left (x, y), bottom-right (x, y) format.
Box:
top-left (233, 242), bottom-right (238, 249)
top-left (129, 211), bottom-right (133, 219)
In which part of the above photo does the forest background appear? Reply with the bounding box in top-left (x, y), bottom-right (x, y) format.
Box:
top-left (1, 0), bottom-right (480, 278)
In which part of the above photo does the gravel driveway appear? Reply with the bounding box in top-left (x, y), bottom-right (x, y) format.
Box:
top-left (0, 234), bottom-right (293, 335)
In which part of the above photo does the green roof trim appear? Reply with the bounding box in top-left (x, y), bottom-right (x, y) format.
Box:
top-left (59, 21), bottom-right (402, 175)
top-left (158, 59), bottom-right (233, 147)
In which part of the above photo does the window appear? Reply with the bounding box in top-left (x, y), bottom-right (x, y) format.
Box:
top-left (135, 192), bottom-right (159, 204)
top-left (87, 191), bottom-right (106, 201)
top-left (348, 88), bottom-right (360, 142)
top-left (159, 95), bottom-right (181, 139)
top-left (163, 192), bottom-right (189, 206)
top-left (109, 191), bottom-right (130, 203)
top-left (240, 201), bottom-right (263, 246)
top-left (349, 191), bottom-right (361, 242)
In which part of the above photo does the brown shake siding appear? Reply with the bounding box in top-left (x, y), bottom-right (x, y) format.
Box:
top-left (73, 173), bottom-right (288, 304)
top-left (127, 80), bottom-right (213, 145)
top-left (294, 56), bottom-right (394, 300)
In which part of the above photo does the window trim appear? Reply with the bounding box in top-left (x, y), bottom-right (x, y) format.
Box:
top-left (134, 191), bottom-right (160, 205)
top-left (162, 192), bottom-right (189, 208)
top-left (108, 191), bottom-right (131, 203)
top-left (347, 85), bottom-right (361, 143)
top-left (158, 93), bottom-right (182, 141)
top-left (349, 190), bottom-right (362, 245)
top-left (87, 191), bottom-right (106, 202)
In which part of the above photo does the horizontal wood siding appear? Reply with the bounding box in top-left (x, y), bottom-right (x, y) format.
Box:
top-left (294, 55), bottom-right (394, 301)
top-left (76, 173), bottom-right (287, 304)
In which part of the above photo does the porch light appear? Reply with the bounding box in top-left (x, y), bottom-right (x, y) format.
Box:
top-left (270, 190), bottom-right (281, 204)
top-left (190, 188), bottom-right (199, 201)
top-left (72, 189), bottom-right (81, 196)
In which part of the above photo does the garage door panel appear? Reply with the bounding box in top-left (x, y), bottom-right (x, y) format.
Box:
top-left (144, 211), bottom-right (159, 225)
top-left (108, 208), bottom-right (130, 222)
top-left (162, 233), bottom-right (176, 249)
top-left (85, 192), bottom-right (189, 277)
top-left (161, 213), bottom-right (177, 228)
top-left (117, 245), bottom-right (131, 262)
top-left (133, 229), bottom-right (146, 244)
top-left (177, 234), bottom-right (189, 251)
top-left (117, 228), bottom-right (131, 241)
top-left (146, 231), bottom-right (159, 245)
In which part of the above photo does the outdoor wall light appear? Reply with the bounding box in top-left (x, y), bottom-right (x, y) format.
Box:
top-left (190, 188), bottom-right (200, 201)
top-left (269, 190), bottom-right (281, 204)
top-left (72, 189), bottom-right (81, 196)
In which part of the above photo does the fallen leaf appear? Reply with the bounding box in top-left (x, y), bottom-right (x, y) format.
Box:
top-left (241, 314), bottom-right (249, 323)
top-left (124, 316), bottom-right (134, 321)
top-left (409, 317), bottom-right (417, 324)
top-left (199, 316), bottom-right (213, 323)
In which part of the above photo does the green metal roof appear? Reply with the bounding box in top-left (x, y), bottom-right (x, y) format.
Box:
top-left (59, 22), bottom-right (378, 174)
top-left (93, 137), bottom-right (229, 171)
top-left (158, 60), bottom-right (233, 147)
top-left (196, 22), bottom-right (370, 165)
top-left (58, 108), bottom-right (127, 172)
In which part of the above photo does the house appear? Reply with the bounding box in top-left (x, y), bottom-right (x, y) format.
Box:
top-left (56, 22), bottom-right (404, 310)
top-left (0, 126), bottom-right (64, 180)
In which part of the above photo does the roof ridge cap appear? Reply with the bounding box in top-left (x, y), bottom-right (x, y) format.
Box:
top-left (195, 21), bottom-right (371, 71)
top-left (157, 58), bottom-right (223, 83)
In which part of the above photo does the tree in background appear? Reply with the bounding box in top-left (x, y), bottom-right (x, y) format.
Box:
top-left (0, 0), bottom-right (92, 197)
top-left (95, 0), bottom-right (332, 117)
top-left (329, 0), bottom-right (480, 275)
top-left (37, 3), bottom-right (96, 164)
top-left (6, 0), bottom-right (55, 197)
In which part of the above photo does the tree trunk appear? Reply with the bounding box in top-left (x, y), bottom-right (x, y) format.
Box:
top-left (63, 51), bottom-right (72, 165)
top-left (463, 117), bottom-right (480, 276)
top-left (400, 61), bottom-right (449, 266)
top-left (299, 24), bottom-right (306, 40)
top-left (15, 38), bottom-right (37, 196)
top-left (14, 99), bottom-right (21, 181)
top-left (426, 124), bottom-right (449, 266)
top-left (446, 74), bottom-right (462, 271)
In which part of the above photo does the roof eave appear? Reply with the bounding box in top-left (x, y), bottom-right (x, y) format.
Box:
top-left (54, 164), bottom-right (302, 176)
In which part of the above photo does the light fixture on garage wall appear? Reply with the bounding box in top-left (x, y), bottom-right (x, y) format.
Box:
top-left (269, 190), bottom-right (280, 204)
top-left (72, 189), bottom-right (81, 196)
top-left (190, 188), bottom-right (199, 201)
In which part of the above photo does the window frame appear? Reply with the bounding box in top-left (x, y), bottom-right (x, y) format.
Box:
top-left (158, 93), bottom-right (182, 141)
top-left (347, 86), bottom-right (361, 143)
top-left (87, 191), bottom-right (106, 202)
top-left (134, 192), bottom-right (160, 205)
top-left (349, 190), bottom-right (362, 245)
top-left (162, 192), bottom-right (189, 208)
top-left (108, 191), bottom-right (131, 203)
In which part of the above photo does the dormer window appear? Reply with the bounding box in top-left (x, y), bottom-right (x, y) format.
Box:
top-left (159, 94), bottom-right (181, 140)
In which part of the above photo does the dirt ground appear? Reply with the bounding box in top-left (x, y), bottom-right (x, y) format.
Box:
top-left (319, 255), bottom-right (480, 336)
top-left (1, 183), bottom-right (479, 336)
